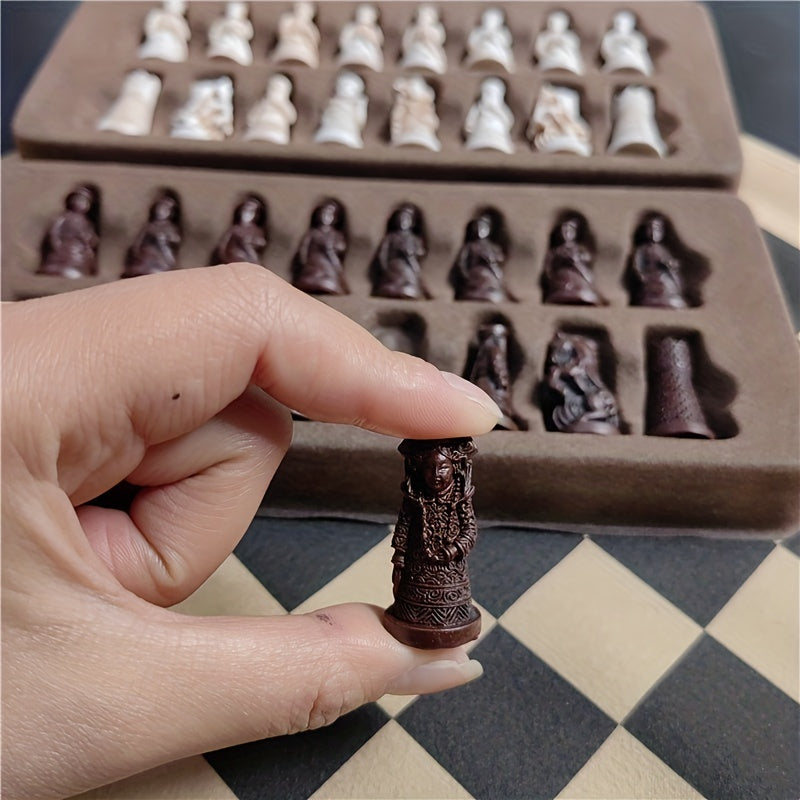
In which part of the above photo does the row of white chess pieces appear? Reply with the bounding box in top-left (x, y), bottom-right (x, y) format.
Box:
top-left (99, 71), bottom-right (667, 157)
top-left (140, 0), bottom-right (654, 77)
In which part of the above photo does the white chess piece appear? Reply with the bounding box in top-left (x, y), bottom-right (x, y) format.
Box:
top-left (98, 70), bottom-right (162, 136)
top-left (271, 1), bottom-right (320, 68)
top-left (314, 72), bottom-right (368, 149)
top-left (338, 4), bottom-right (384, 72)
top-left (138, 0), bottom-right (191, 63)
top-left (464, 77), bottom-right (514, 154)
top-left (608, 85), bottom-right (666, 156)
top-left (527, 84), bottom-right (592, 156)
top-left (601, 11), bottom-right (653, 76)
top-left (245, 75), bottom-right (297, 144)
top-left (171, 76), bottom-right (234, 140)
top-left (464, 8), bottom-right (514, 73)
top-left (534, 10), bottom-right (583, 75)
top-left (390, 75), bottom-right (441, 152)
top-left (207, 2), bottom-right (254, 66)
top-left (401, 4), bottom-right (447, 74)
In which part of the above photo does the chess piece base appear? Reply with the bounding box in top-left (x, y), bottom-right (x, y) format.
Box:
top-left (383, 606), bottom-right (481, 649)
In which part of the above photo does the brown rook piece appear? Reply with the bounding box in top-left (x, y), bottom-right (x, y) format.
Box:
top-left (122, 189), bottom-right (182, 278)
top-left (38, 184), bottom-right (100, 278)
top-left (383, 438), bottom-right (481, 649)
top-left (292, 198), bottom-right (349, 295)
top-left (543, 212), bottom-right (605, 306)
top-left (371, 203), bottom-right (430, 300)
top-left (213, 194), bottom-right (268, 265)
top-left (452, 210), bottom-right (512, 303)
top-left (629, 213), bottom-right (688, 308)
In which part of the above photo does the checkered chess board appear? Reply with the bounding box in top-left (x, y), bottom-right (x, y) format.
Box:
top-left (76, 518), bottom-right (800, 800)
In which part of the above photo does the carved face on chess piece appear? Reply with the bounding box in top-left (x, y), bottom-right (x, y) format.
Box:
top-left (383, 437), bottom-right (481, 649)
top-left (38, 185), bottom-right (100, 279)
top-left (292, 199), bottom-right (349, 295)
top-left (371, 203), bottom-right (430, 300)
top-left (543, 332), bottom-right (621, 435)
top-left (464, 77), bottom-right (515, 154)
top-left (543, 212), bottom-right (605, 305)
top-left (534, 10), bottom-right (584, 75)
top-left (464, 7), bottom-right (514, 72)
top-left (122, 190), bottom-right (182, 278)
top-left (244, 74), bottom-right (297, 144)
top-left (453, 211), bottom-right (513, 303)
top-left (338, 3), bottom-right (384, 72)
top-left (212, 194), bottom-right (268, 265)
top-left (629, 213), bottom-right (688, 308)
top-left (601, 11), bottom-right (653, 76)
top-left (138, 0), bottom-right (191, 63)
top-left (207, 1), bottom-right (254, 66)
top-left (401, 3), bottom-right (447, 74)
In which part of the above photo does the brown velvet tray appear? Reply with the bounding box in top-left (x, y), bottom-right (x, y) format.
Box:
top-left (3, 155), bottom-right (796, 536)
top-left (13, 1), bottom-right (741, 187)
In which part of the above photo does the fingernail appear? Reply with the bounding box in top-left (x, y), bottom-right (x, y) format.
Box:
top-left (440, 371), bottom-right (503, 420)
top-left (387, 658), bottom-right (484, 696)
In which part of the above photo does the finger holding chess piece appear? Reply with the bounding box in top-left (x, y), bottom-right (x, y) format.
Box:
top-left (38, 185), bottom-right (100, 279)
top-left (122, 189), bottom-right (182, 278)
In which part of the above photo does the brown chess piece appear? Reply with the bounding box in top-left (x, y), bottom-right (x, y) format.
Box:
top-left (383, 437), bottom-right (481, 649)
top-left (213, 194), bottom-right (268, 265)
top-left (629, 213), bottom-right (688, 309)
top-left (292, 199), bottom-right (349, 295)
top-left (122, 189), bottom-right (182, 278)
top-left (371, 203), bottom-right (431, 300)
top-left (468, 323), bottom-right (528, 431)
top-left (452, 210), bottom-right (513, 303)
top-left (544, 332), bottom-right (621, 435)
top-left (646, 335), bottom-right (714, 438)
top-left (38, 184), bottom-right (100, 278)
top-left (543, 212), bottom-right (605, 306)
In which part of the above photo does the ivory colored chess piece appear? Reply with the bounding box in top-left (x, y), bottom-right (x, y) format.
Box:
top-left (608, 85), bottom-right (666, 156)
top-left (338, 4), bottom-right (384, 72)
top-left (527, 84), bottom-right (592, 156)
top-left (271, 1), bottom-right (320, 68)
top-left (38, 185), bottom-right (100, 279)
top-left (98, 70), bottom-right (162, 137)
top-left (534, 10), bottom-right (583, 74)
top-left (601, 10), bottom-right (653, 75)
top-left (464, 7), bottom-right (514, 72)
top-left (401, 4), bottom-right (447, 74)
top-left (391, 75), bottom-right (441, 151)
top-left (464, 77), bottom-right (514, 154)
top-left (171, 76), bottom-right (234, 140)
top-left (138, 0), bottom-right (191, 63)
top-left (244, 75), bottom-right (297, 144)
top-left (207, 1), bottom-right (254, 66)
top-left (314, 71), bottom-right (368, 149)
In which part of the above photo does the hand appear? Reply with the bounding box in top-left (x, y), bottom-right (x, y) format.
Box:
top-left (2, 263), bottom-right (501, 799)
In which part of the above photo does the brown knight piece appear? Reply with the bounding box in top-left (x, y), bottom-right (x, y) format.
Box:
top-left (122, 189), bottom-right (182, 278)
top-left (383, 438), bottom-right (481, 649)
top-left (292, 198), bottom-right (349, 295)
top-left (212, 193), bottom-right (268, 265)
top-left (38, 184), bottom-right (100, 279)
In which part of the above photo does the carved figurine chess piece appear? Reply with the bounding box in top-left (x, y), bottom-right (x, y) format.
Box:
top-left (271, 1), bottom-right (320, 68)
top-left (608, 85), bottom-right (666, 157)
top-left (400, 4), bottom-right (447, 74)
top-left (338, 3), bottom-right (384, 72)
top-left (646, 335), bottom-right (714, 439)
top-left (543, 332), bottom-right (621, 435)
top-left (171, 76), bottom-right (234, 140)
top-left (628, 213), bottom-right (688, 308)
top-left (468, 323), bottom-right (528, 431)
top-left (534, 10), bottom-right (584, 74)
top-left (138, 0), bottom-right (191, 63)
top-left (314, 71), bottom-right (368, 149)
top-left (601, 10), bottom-right (653, 76)
top-left (244, 74), bottom-right (297, 144)
top-left (527, 83), bottom-right (592, 156)
top-left (464, 77), bottom-right (515, 154)
top-left (371, 204), bottom-right (431, 299)
top-left (207, 1), bottom-right (254, 66)
top-left (212, 194), bottom-right (268, 265)
top-left (122, 190), bottom-right (182, 278)
top-left (543, 212), bottom-right (606, 305)
top-left (383, 437), bottom-right (481, 649)
top-left (464, 7), bottom-right (514, 73)
top-left (453, 211), bottom-right (512, 303)
top-left (98, 70), bottom-right (162, 137)
top-left (292, 199), bottom-right (349, 295)
top-left (38, 184), bottom-right (100, 279)
top-left (390, 75), bottom-right (441, 151)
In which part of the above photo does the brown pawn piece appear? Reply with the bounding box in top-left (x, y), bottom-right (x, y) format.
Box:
top-left (383, 438), bottom-right (481, 649)
top-left (629, 213), bottom-right (688, 309)
top-left (543, 212), bottom-right (605, 306)
top-left (38, 184), bottom-right (100, 278)
top-left (212, 194), bottom-right (268, 265)
top-left (468, 323), bottom-right (528, 431)
top-left (544, 332), bottom-right (621, 435)
top-left (122, 189), bottom-right (182, 278)
top-left (646, 335), bottom-right (715, 438)
top-left (452, 210), bottom-right (513, 303)
top-left (292, 198), bottom-right (349, 295)
top-left (371, 203), bottom-right (431, 300)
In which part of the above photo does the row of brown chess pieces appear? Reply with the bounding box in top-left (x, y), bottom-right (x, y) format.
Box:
top-left (37, 185), bottom-right (696, 310)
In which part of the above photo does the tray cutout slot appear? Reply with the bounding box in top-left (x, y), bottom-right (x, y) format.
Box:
top-left (371, 310), bottom-right (428, 360)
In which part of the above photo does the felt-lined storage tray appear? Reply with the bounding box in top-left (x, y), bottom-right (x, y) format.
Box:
top-left (3, 156), bottom-right (796, 536)
top-left (13, 1), bottom-right (741, 187)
